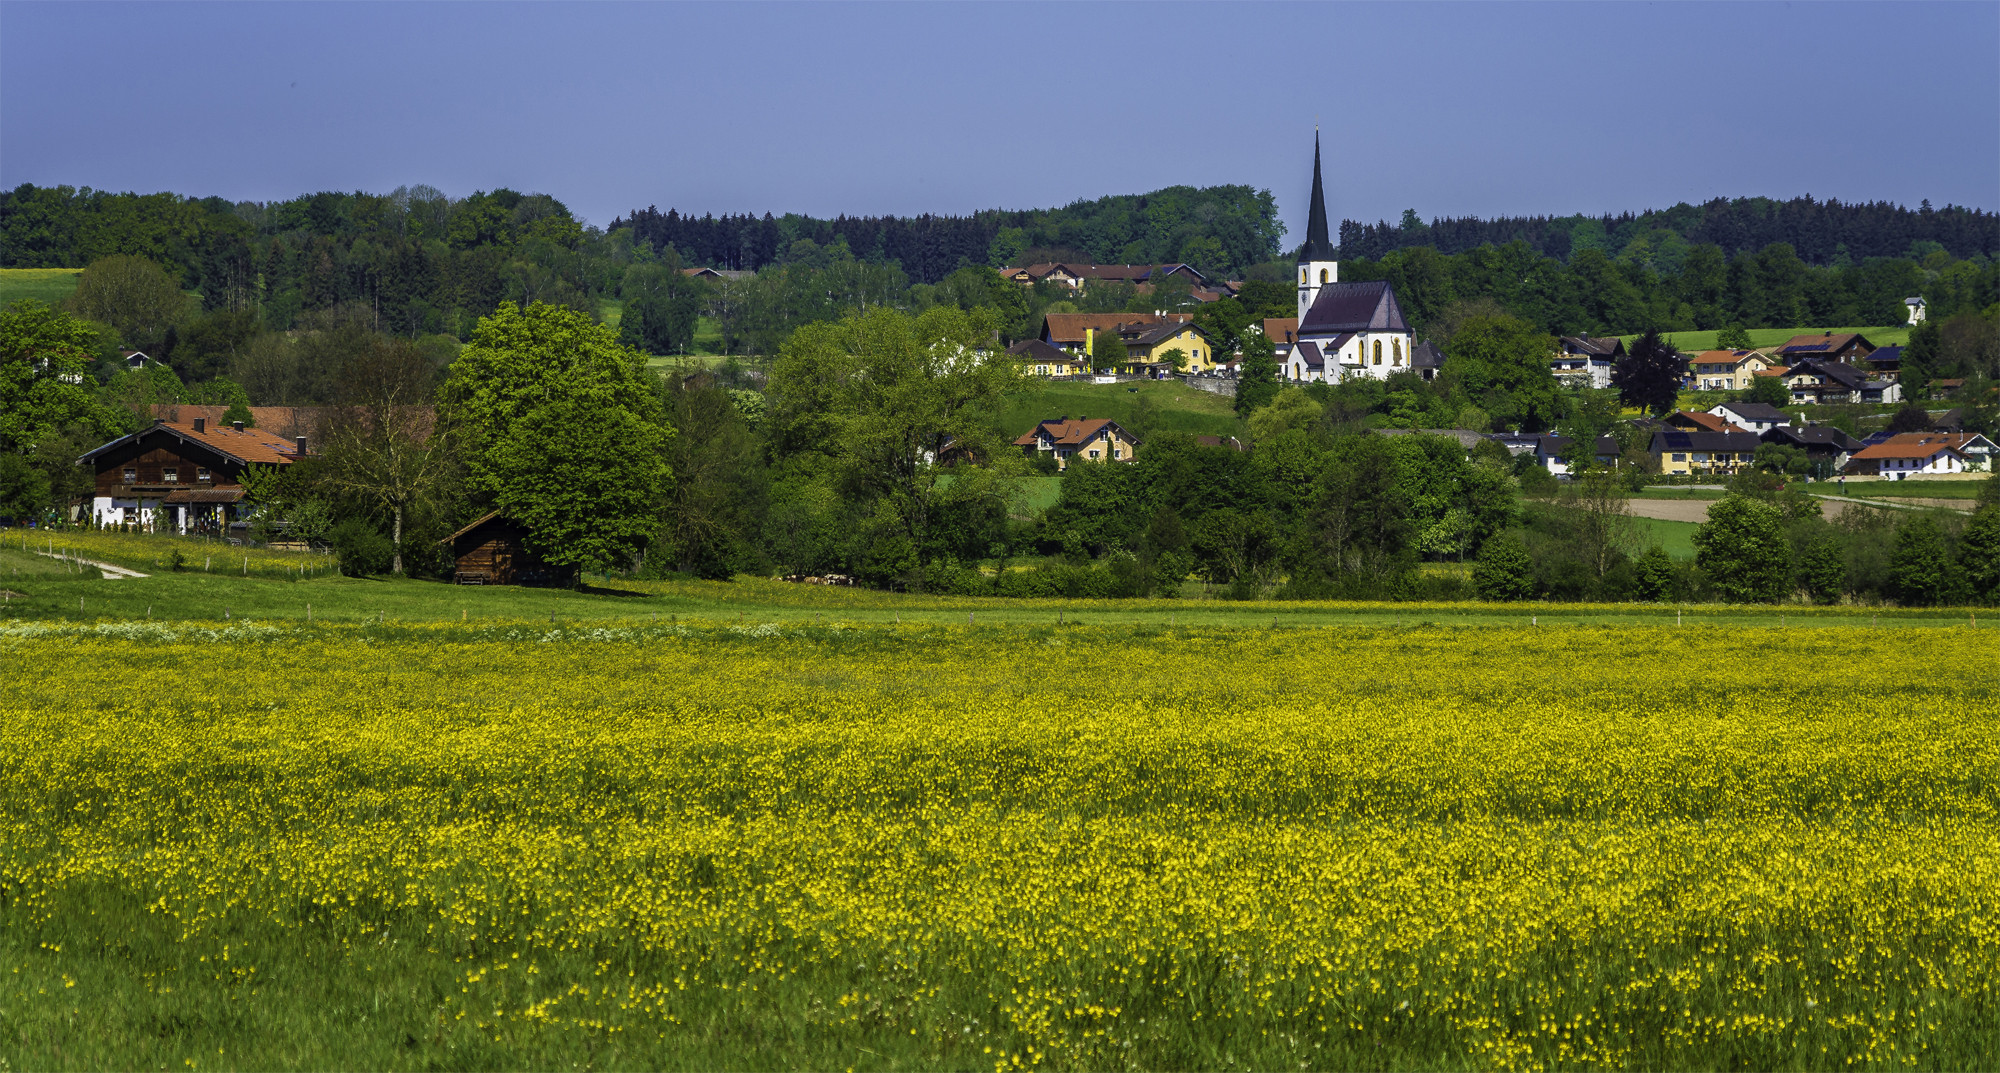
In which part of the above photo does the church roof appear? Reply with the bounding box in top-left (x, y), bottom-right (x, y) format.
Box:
top-left (1299, 280), bottom-right (1409, 334)
top-left (1295, 132), bottom-right (1337, 264)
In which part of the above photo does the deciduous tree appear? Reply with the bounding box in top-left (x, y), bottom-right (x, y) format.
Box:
top-left (1694, 494), bottom-right (1790, 602)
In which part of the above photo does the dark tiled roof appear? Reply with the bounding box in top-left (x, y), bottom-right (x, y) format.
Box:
top-left (1763, 425), bottom-right (1863, 450)
top-left (1296, 341), bottom-right (1325, 368)
top-left (1717, 402), bottom-right (1787, 423)
top-left (1778, 332), bottom-right (1874, 357)
top-left (1559, 336), bottom-right (1627, 358)
top-left (1652, 429), bottom-right (1763, 453)
top-left (1300, 280), bottom-right (1409, 334)
top-left (1786, 359), bottom-right (1866, 389)
top-left (1007, 339), bottom-right (1073, 363)
top-left (1410, 340), bottom-right (1445, 369)
top-left (1866, 344), bottom-right (1904, 365)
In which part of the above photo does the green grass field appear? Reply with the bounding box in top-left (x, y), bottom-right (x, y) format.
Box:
top-left (1830, 478), bottom-right (1991, 499)
top-left (0, 529), bottom-right (1988, 632)
top-left (0, 267), bottom-right (84, 308)
top-left (1631, 515), bottom-right (1700, 558)
top-left (994, 378), bottom-right (1241, 440)
top-left (1623, 325), bottom-right (1912, 353)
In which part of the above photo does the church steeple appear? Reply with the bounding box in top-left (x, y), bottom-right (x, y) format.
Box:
top-left (1298, 131), bottom-right (1337, 264)
top-left (1296, 131), bottom-right (1338, 321)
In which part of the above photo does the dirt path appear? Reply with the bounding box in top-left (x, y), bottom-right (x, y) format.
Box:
top-left (34, 550), bottom-right (147, 580)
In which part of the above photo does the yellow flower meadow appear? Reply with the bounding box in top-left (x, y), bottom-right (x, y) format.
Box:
top-left (0, 619), bottom-right (1994, 1070)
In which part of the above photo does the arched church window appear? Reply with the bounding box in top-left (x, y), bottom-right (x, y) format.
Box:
top-left (1373, 340), bottom-right (1382, 364)
top-left (1300, 268), bottom-right (1308, 284)
top-left (1319, 268), bottom-right (1329, 285)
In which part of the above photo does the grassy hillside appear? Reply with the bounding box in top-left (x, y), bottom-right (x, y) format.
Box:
top-left (1631, 516), bottom-right (1699, 559)
top-left (1622, 325), bottom-right (1912, 353)
top-left (0, 267), bottom-right (83, 307)
top-left (991, 378), bottom-right (1241, 441)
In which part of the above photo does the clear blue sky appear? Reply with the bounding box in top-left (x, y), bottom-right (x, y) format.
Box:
top-left (4, 1), bottom-right (1995, 244)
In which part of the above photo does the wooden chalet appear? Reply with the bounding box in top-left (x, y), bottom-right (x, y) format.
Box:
top-left (77, 417), bottom-right (305, 533)
top-left (439, 512), bottom-right (570, 586)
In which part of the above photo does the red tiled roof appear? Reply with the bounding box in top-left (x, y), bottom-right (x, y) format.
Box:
top-left (1261, 317), bottom-right (1299, 344)
top-left (1042, 312), bottom-right (1189, 345)
top-left (1667, 410), bottom-right (1742, 434)
top-left (1850, 441), bottom-right (1964, 461)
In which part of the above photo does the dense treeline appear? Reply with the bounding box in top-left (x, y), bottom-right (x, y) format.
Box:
top-left (615, 185), bottom-right (1287, 282)
top-left (1341, 239), bottom-right (2000, 342)
top-left (1340, 196), bottom-right (1999, 265)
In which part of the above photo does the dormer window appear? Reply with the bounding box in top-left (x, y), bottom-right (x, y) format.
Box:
top-left (163, 467), bottom-right (178, 483)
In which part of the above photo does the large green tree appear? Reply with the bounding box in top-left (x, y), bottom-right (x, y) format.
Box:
top-left (63, 255), bottom-right (194, 353)
top-left (318, 335), bottom-right (458, 575)
top-left (0, 300), bottom-right (111, 452)
top-left (1693, 494), bottom-right (1790, 602)
top-left (1234, 331), bottom-right (1280, 415)
top-left (1442, 312), bottom-right (1562, 431)
top-left (765, 305), bottom-right (1025, 586)
top-left (441, 301), bottom-right (673, 576)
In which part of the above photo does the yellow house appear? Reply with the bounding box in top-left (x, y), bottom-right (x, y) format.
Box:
top-left (1117, 321), bottom-right (1217, 374)
top-left (1013, 417), bottom-right (1141, 470)
top-left (1006, 338), bottom-right (1088, 378)
top-left (1690, 348), bottom-right (1783, 391)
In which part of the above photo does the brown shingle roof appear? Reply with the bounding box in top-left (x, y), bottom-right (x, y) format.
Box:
top-left (1013, 417), bottom-right (1137, 449)
top-left (1777, 332), bottom-right (1874, 357)
top-left (1261, 317), bottom-right (1299, 344)
top-left (1850, 441), bottom-right (1965, 462)
top-left (1667, 410), bottom-right (1742, 434)
top-left (1041, 312), bottom-right (1188, 346)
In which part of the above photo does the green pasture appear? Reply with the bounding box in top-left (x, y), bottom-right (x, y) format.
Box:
top-left (1828, 479), bottom-right (1990, 500)
top-left (993, 378), bottom-right (1240, 440)
top-left (1625, 325), bottom-right (1912, 353)
top-left (1631, 516), bottom-right (1700, 559)
top-left (0, 267), bottom-right (83, 307)
top-left (0, 531), bottom-right (1987, 631)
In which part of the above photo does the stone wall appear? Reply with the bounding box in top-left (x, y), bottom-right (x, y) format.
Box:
top-left (1180, 374), bottom-right (1237, 398)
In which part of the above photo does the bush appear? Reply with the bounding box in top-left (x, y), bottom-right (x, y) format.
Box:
top-left (330, 518), bottom-right (395, 577)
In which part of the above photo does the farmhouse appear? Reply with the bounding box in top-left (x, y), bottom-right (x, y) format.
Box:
top-left (78, 417), bottom-right (305, 533)
top-left (1013, 417), bottom-right (1139, 470)
top-left (1776, 332), bottom-right (1876, 365)
top-left (1650, 428), bottom-right (1761, 477)
top-left (1554, 337), bottom-right (1625, 390)
top-left (1845, 440), bottom-right (1967, 479)
top-left (1689, 349), bottom-right (1781, 392)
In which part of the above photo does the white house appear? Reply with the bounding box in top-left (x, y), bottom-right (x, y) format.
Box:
top-left (1845, 441), bottom-right (1966, 479)
top-left (1906, 296), bottom-right (1927, 325)
top-left (1708, 402), bottom-right (1790, 435)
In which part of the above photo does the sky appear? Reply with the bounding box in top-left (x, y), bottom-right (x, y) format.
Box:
top-left (3, 1), bottom-right (1996, 244)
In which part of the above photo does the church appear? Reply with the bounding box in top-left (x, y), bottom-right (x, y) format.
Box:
top-left (1281, 135), bottom-right (1422, 384)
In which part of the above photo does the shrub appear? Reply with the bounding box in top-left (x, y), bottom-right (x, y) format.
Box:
top-left (330, 518), bottom-right (394, 577)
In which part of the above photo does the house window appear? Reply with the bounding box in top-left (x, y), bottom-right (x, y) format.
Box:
top-left (1089, 449), bottom-right (1101, 459)
top-left (163, 467), bottom-right (178, 482)
top-left (197, 468), bottom-right (211, 482)
top-left (122, 468), bottom-right (136, 483)
top-left (1672, 453), bottom-right (1687, 462)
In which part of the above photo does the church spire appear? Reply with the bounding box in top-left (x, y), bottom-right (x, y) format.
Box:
top-left (1298, 131), bottom-right (1336, 263)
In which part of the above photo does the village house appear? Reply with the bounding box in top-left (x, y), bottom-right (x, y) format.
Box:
top-left (1037, 313), bottom-right (1216, 375)
top-left (1490, 431), bottom-right (1622, 476)
top-left (1782, 358), bottom-right (1870, 404)
top-left (1006, 338), bottom-right (1087, 379)
top-left (1001, 262), bottom-right (1209, 294)
top-left (1905, 296), bottom-right (1926, 324)
top-left (1650, 428), bottom-right (1761, 477)
top-left (1552, 336), bottom-right (1625, 390)
top-left (1664, 410), bottom-right (1747, 434)
top-left (1776, 332), bottom-right (1876, 366)
top-left (1862, 344), bottom-right (1903, 378)
top-left (1882, 431), bottom-right (1995, 472)
top-left (1760, 424), bottom-right (1866, 472)
top-left (1845, 440), bottom-right (1968, 479)
top-left (1013, 417), bottom-right (1140, 471)
top-left (1859, 377), bottom-right (1903, 405)
top-left (1707, 402), bottom-right (1789, 435)
top-left (78, 417), bottom-right (306, 533)
top-left (1689, 349), bottom-right (1783, 392)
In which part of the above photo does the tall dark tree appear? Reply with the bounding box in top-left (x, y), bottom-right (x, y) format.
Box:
top-left (1613, 328), bottom-right (1687, 416)
top-left (1234, 331), bottom-right (1280, 415)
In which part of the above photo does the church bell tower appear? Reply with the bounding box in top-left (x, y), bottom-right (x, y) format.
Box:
top-left (1296, 132), bottom-right (1339, 322)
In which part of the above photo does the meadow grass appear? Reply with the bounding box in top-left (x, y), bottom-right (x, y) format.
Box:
top-left (1623, 325), bottom-right (1912, 352)
top-left (1629, 515), bottom-right (1699, 558)
top-left (991, 378), bottom-right (1241, 440)
top-left (1, 621), bottom-right (1994, 1070)
top-left (0, 267), bottom-right (84, 307)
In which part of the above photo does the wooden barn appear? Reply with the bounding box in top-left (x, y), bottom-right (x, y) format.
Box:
top-left (439, 513), bottom-right (569, 586)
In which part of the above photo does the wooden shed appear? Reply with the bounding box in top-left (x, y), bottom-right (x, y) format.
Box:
top-left (439, 513), bottom-right (568, 586)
